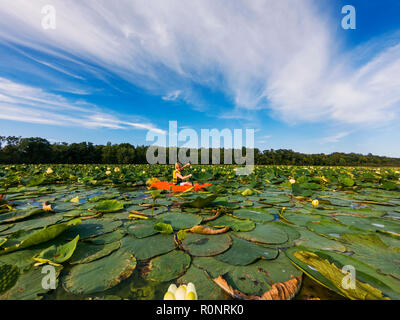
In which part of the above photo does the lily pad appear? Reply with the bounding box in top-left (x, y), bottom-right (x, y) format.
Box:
top-left (215, 236), bottom-right (278, 265)
top-left (341, 233), bottom-right (400, 280)
top-left (69, 240), bottom-right (121, 264)
top-left (154, 222), bottom-right (173, 234)
top-left (92, 200), bottom-right (124, 213)
top-left (294, 228), bottom-right (347, 252)
top-left (156, 212), bottom-right (203, 230)
top-left (177, 265), bottom-right (228, 300)
top-left (231, 208), bottom-right (275, 223)
top-left (121, 234), bottom-right (176, 260)
top-left (0, 265), bottom-right (62, 300)
top-left (143, 250), bottom-right (191, 282)
top-left (181, 195), bottom-right (218, 208)
top-left (286, 246), bottom-right (400, 300)
top-left (34, 235), bottom-right (79, 265)
top-left (0, 215), bottom-right (64, 235)
top-left (215, 253), bottom-right (302, 297)
top-left (63, 249), bottom-right (136, 295)
top-left (207, 215), bottom-right (255, 232)
top-left (0, 208), bottom-right (45, 225)
top-left (306, 220), bottom-right (360, 239)
top-left (126, 220), bottom-right (157, 238)
top-left (234, 223), bottom-right (288, 245)
top-left (0, 264), bottom-right (20, 294)
top-left (181, 233), bottom-right (232, 257)
top-left (62, 219), bottom-right (122, 240)
top-left (86, 229), bottom-right (126, 245)
top-left (0, 218), bottom-right (82, 255)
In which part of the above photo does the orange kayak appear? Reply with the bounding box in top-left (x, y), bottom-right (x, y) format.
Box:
top-left (150, 181), bottom-right (212, 192)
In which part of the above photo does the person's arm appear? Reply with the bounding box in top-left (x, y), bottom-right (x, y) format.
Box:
top-left (182, 163), bottom-right (191, 169)
top-left (176, 172), bottom-right (192, 181)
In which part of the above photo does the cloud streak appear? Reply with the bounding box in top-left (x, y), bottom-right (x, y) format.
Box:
top-left (0, 77), bottom-right (166, 134)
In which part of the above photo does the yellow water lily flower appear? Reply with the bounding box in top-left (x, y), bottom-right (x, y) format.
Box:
top-left (46, 168), bottom-right (54, 174)
top-left (146, 177), bottom-right (159, 185)
top-left (163, 283), bottom-right (197, 300)
top-left (289, 179), bottom-right (296, 184)
top-left (201, 168), bottom-right (206, 172)
top-left (114, 167), bottom-right (120, 172)
top-left (241, 189), bottom-right (253, 196)
top-left (105, 170), bottom-right (111, 175)
top-left (312, 199), bottom-right (319, 207)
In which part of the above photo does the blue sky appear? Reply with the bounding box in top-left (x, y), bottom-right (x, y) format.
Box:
top-left (0, 0), bottom-right (399, 156)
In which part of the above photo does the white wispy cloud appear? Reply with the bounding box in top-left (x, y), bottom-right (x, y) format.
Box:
top-left (162, 90), bottom-right (182, 101)
top-left (0, 0), bottom-right (399, 128)
top-left (0, 77), bottom-right (166, 134)
top-left (319, 131), bottom-right (351, 144)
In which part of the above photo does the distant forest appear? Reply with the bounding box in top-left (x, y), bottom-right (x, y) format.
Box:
top-left (1, 136), bottom-right (400, 167)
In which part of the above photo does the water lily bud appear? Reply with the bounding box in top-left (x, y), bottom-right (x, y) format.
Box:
top-left (312, 199), bottom-right (319, 207)
top-left (289, 179), bottom-right (296, 184)
top-left (167, 284), bottom-right (178, 294)
top-left (201, 168), bottom-right (206, 172)
top-left (142, 171), bottom-right (146, 174)
top-left (163, 292), bottom-right (176, 300)
top-left (114, 167), bottom-right (120, 172)
top-left (105, 170), bottom-right (111, 175)
top-left (175, 285), bottom-right (187, 300)
top-left (46, 168), bottom-right (53, 174)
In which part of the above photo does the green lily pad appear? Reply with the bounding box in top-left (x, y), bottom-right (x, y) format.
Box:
top-left (335, 215), bottom-right (400, 236)
top-left (92, 200), bottom-right (124, 213)
top-left (0, 265), bottom-right (62, 300)
top-left (221, 253), bottom-right (302, 297)
top-left (63, 249), bottom-right (136, 295)
top-left (157, 212), bottom-right (203, 230)
top-left (192, 256), bottom-right (235, 278)
top-left (0, 215), bottom-right (64, 235)
top-left (34, 235), bottom-right (79, 265)
top-left (181, 195), bottom-right (218, 208)
top-left (0, 218), bottom-right (82, 255)
top-left (0, 248), bottom-right (42, 271)
top-left (121, 234), bottom-right (176, 260)
top-left (231, 208), bottom-right (275, 223)
top-left (282, 211), bottom-right (330, 227)
top-left (207, 215), bottom-right (255, 232)
top-left (286, 246), bottom-right (400, 300)
top-left (62, 219), bottom-right (122, 240)
top-left (143, 250), bottom-right (191, 282)
top-left (215, 236), bottom-right (278, 265)
top-left (154, 222), bottom-right (173, 234)
top-left (306, 220), bottom-right (360, 239)
top-left (126, 220), bottom-right (158, 238)
top-left (0, 208), bottom-right (45, 225)
top-left (177, 265), bottom-right (228, 300)
top-left (0, 264), bottom-right (20, 294)
top-left (181, 233), bottom-right (232, 257)
top-left (86, 229), bottom-right (126, 245)
top-left (234, 223), bottom-right (288, 245)
top-left (341, 233), bottom-right (400, 280)
top-left (294, 228), bottom-right (347, 252)
top-left (70, 240), bottom-right (121, 264)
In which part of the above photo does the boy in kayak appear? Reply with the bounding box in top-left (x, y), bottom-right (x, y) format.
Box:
top-left (173, 162), bottom-right (192, 186)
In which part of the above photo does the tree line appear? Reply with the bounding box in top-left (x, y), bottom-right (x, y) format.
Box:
top-left (1, 136), bottom-right (399, 167)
